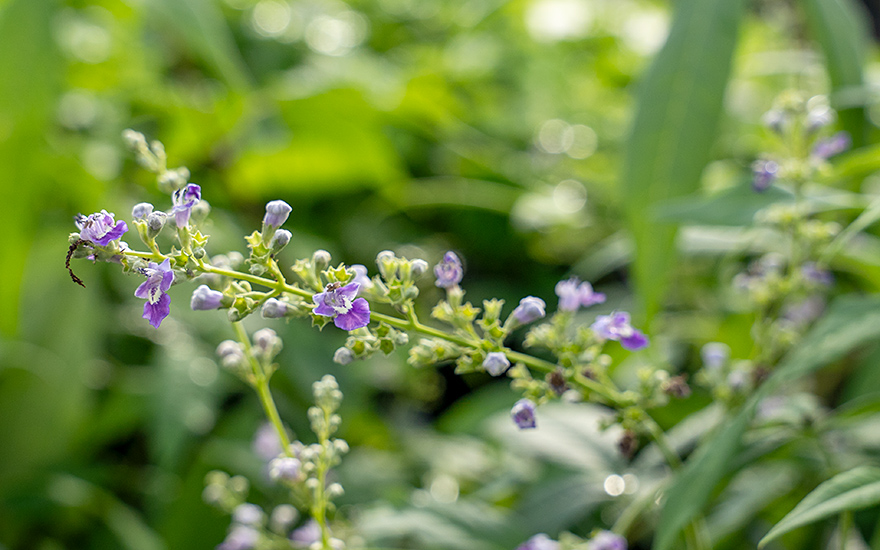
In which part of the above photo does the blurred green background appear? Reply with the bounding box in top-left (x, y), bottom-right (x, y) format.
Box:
top-left (1, 0), bottom-right (878, 548)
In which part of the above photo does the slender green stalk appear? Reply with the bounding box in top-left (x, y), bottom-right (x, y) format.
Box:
top-left (232, 321), bottom-right (292, 452)
top-left (311, 404), bottom-right (333, 550)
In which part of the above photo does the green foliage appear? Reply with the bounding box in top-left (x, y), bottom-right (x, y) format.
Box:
top-left (621, 0), bottom-right (746, 322)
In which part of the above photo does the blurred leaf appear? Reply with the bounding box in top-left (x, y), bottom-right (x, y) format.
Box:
top-left (150, 0), bottom-right (251, 91)
top-left (823, 194), bottom-right (880, 262)
top-left (0, 0), bottom-right (62, 336)
top-left (759, 466), bottom-right (880, 548)
top-left (622, 0), bottom-right (746, 321)
top-left (393, 177), bottom-right (521, 214)
top-left (654, 294), bottom-right (880, 550)
top-left (707, 464), bottom-right (798, 544)
top-left (227, 91), bottom-right (406, 198)
top-left (802, 0), bottom-right (869, 148)
top-left (653, 184), bottom-right (792, 227)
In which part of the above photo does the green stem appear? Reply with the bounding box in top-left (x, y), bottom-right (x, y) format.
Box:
top-left (311, 405), bottom-right (333, 549)
top-left (839, 510), bottom-right (853, 550)
top-left (232, 321), bottom-right (292, 453)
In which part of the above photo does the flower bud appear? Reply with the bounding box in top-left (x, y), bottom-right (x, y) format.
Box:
top-left (411, 259), bottom-right (429, 277)
top-left (434, 251), bottom-right (463, 288)
top-left (312, 250), bottom-right (331, 270)
top-left (232, 503), bottom-right (265, 527)
top-left (132, 202), bottom-right (153, 220)
top-left (269, 456), bottom-right (301, 482)
top-left (146, 211), bottom-right (167, 239)
top-left (191, 284), bottom-right (225, 310)
top-left (216, 340), bottom-right (246, 370)
top-left (376, 250), bottom-right (397, 280)
top-left (253, 328), bottom-right (282, 359)
top-left (511, 296), bottom-right (546, 325)
top-left (262, 200), bottom-right (291, 243)
top-left (261, 298), bottom-right (290, 319)
top-left (333, 347), bottom-right (354, 365)
top-left (269, 229), bottom-right (291, 254)
top-left (270, 505), bottom-right (298, 534)
top-left (482, 352), bottom-right (510, 376)
top-left (511, 398), bottom-right (537, 429)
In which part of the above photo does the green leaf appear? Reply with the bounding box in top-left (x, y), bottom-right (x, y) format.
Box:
top-left (150, 0), bottom-right (251, 91)
top-left (654, 295), bottom-right (880, 550)
top-left (652, 184), bottom-right (792, 227)
top-left (0, 0), bottom-right (62, 336)
top-left (622, 0), bottom-right (746, 321)
top-left (802, 0), bottom-right (869, 148)
top-left (758, 467), bottom-right (880, 548)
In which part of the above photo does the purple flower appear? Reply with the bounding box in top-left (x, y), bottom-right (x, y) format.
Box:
top-left (263, 200), bottom-right (292, 229)
top-left (290, 519), bottom-right (321, 547)
top-left (751, 159), bottom-right (778, 192)
top-left (589, 530), bottom-right (627, 550)
top-left (515, 533), bottom-right (558, 550)
top-left (218, 525), bottom-right (260, 550)
top-left (801, 262), bottom-right (833, 286)
top-left (434, 251), bottom-right (463, 288)
top-left (191, 284), bottom-right (224, 310)
top-left (482, 352), bottom-right (510, 376)
top-left (170, 183), bottom-right (201, 228)
top-left (511, 296), bottom-right (546, 324)
top-left (555, 278), bottom-right (605, 312)
top-left (812, 131), bottom-right (851, 159)
top-left (313, 282), bottom-right (371, 330)
top-left (134, 258), bottom-right (174, 328)
top-left (511, 398), bottom-right (537, 429)
top-left (591, 312), bottom-right (649, 351)
top-left (75, 210), bottom-right (128, 246)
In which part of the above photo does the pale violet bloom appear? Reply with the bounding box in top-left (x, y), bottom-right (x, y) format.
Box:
top-left (232, 503), bottom-right (264, 527)
top-left (135, 258), bottom-right (173, 328)
top-left (191, 284), bottom-right (224, 310)
top-left (482, 352), bottom-right (510, 376)
top-left (555, 277), bottom-right (605, 312)
top-left (589, 530), bottom-right (627, 550)
top-left (591, 312), bottom-right (649, 351)
top-left (700, 342), bottom-right (730, 370)
top-left (313, 282), bottom-right (371, 330)
top-left (131, 202), bottom-right (153, 220)
top-left (751, 159), bottom-right (778, 192)
top-left (511, 296), bottom-right (546, 325)
top-left (812, 131), bottom-right (851, 160)
top-left (75, 210), bottom-right (128, 246)
top-left (217, 524), bottom-right (260, 550)
top-left (511, 398), bottom-right (537, 429)
top-left (169, 183), bottom-right (201, 228)
top-left (269, 456), bottom-right (301, 482)
top-left (261, 298), bottom-right (290, 319)
top-left (333, 347), bottom-right (354, 365)
top-left (290, 519), bottom-right (321, 547)
top-left (515, 533), bottom-right (558, 550)
top-left (263, 200), bottom-right (292, 229)
top-left (434, 251), bottom-right (463, 288)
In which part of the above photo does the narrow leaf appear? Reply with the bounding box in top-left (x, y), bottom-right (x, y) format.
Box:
top-left (654, 295), bottom-right (880, 550)
top-left (802, 0), bottom-right (870, 147)
top-left (622, 0), bottom-right (746, 321)
top-left (150, 0), bottom-right (251, 91)
top-left (759, 467), bottom-right (880, 548)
